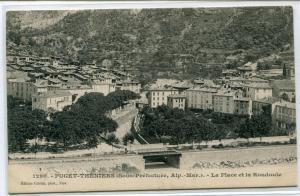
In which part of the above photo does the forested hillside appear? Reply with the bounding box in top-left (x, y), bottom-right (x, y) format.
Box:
top-left (7, 7), bottom-right (293, 80)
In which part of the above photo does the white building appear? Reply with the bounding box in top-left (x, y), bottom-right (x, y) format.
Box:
top-left (148, 86), bottom-right (179, 108)
top-left (245, 83), bottom-right (272, 100)
top-left (32, 91), bottom-right (72, 112)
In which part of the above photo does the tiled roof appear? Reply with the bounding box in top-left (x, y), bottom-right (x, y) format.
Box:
top-left (168, 94), bottom-right (186, 98)
top-left (244, 83), bottom-right (272, 89)
top-left (187, 87), bottom-right (217, 93)
top-left (149, 85), bottom-right (177, 91)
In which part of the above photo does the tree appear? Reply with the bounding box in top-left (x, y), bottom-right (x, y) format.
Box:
top-left (244, 54), bottom-right (258, 63)
top-left (236, 118), bottom-right (253, 143)
top-left (87, 137), bottom-right (99, 149)
top-left (106, 133), bottom-right (119, 151)
top-left (140, 106), bottom-right (222, 145)
top-left (214, 124), bottom-right (228, 142)
top-left (237, 105), bottom-right (272, 142)
top-left (255, 105), bottom-right (272, 141)
top-left (280, 93), bottom-right (290, 102)
top-left (7, 97), bottom-right (47, 152)
top-left (122, 132), bottom-right (135, 146)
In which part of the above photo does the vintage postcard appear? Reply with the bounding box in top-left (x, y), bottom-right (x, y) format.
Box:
top-left (6, 6), bottom-right (297, 193)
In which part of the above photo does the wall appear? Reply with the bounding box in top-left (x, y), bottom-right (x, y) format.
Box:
top-left (9, 154), bottom-right (145, 173)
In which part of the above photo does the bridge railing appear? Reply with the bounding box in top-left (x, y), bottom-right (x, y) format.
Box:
top-left (132, 113), bottom-right (149, 144)
top-left (133, 147), bottom-right (172, 154)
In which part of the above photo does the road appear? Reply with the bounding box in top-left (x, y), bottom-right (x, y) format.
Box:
top-left (113, 107), bottom-right (138, 142)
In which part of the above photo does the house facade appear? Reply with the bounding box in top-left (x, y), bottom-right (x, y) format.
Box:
top-left (186, 87), bottom-right (217, 110)
top-left (245, 83), bottom-right (272, 100)
top-left (167, 94), bottom-right (186, 110)
top-left (148, 87), bottom-right (179, 108)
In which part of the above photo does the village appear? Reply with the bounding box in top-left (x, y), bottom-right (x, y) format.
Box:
top-left (6, 49), bottom-right (296, 138)
top-left (7, 54), bottom-right (141, 112)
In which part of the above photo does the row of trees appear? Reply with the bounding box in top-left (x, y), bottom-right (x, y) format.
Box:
top-left (8, 90), bottom-right (140, 152)
top-left (140, 106), bottom-right (220, 145)
top-left (139, 105), bottom-right (273, 145)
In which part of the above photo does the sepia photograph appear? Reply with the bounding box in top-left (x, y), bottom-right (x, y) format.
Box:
top-left (6, 6), bottom-right (297, 193)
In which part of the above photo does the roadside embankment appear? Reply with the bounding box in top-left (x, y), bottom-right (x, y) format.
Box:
top-left (180, 145), bottom-right (296, 170)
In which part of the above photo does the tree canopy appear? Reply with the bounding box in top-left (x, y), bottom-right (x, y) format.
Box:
top-left (140, 105), bottom-right (218, 144)
top-left (7, 90), bottom-right (139, 152)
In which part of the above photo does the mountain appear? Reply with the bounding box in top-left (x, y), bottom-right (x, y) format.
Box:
top-left (6, 7), bottom-right (294, 80)
top-left (7, 11), bottom-right (77, 30)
